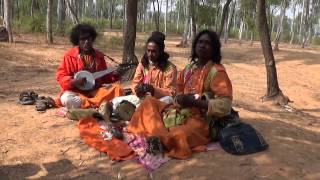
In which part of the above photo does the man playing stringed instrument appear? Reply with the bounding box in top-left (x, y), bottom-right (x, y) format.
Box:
top-left (56, 24), bottom-right (125, 109)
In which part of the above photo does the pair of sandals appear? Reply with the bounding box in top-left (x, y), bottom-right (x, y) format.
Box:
top-left (18, 91), bottom-right (55, 111)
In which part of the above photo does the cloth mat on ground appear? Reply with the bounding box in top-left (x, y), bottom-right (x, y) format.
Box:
top-left (78, 117), bottom-right (220, 171)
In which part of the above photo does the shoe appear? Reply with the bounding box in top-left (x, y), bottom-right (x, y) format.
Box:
top-left (35, 96), bottom-right (55, 112)
top-left (18, 91), bottom-right (38, 105)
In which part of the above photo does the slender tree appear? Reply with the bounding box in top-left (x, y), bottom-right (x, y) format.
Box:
top-left (46, 0), bottom-right (53, 44)
top-left (289, 0), bottom-right (297, 44)
top-left (274, 0), bottom-right (287, 51)
top-left (164, 0), bottom-right (168, 34)
top-left (218, 0), bottom-right (233, 37)
top-left (3, 0), bottom-right (13, 43)
top-left (178, 0), bottom-right (191, 47)
top-left (152, 0), bottom-right (160, 31)
top-left (66, 0), bottom-right (79, 24)
top-left (109, 0), bottom-right (115, 29)
top-left (122, 0), bottom-right (138, 80)
top-left (301, 0), bottom-right (310, 48)
top-left (256, 0), bottom-right (289, 105)
top-left (57, 0), bottom-right (66, 33)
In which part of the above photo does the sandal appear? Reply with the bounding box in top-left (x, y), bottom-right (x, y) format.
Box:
top-left (35, 96), bottom-right (56, 111)
top-left (18, 91), bottom-right (38, 105)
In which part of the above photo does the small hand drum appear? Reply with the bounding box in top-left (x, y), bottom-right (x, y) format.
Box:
top-left (73, 63), bottom-right (137, 91)
top-left (74, 70), bottom-right (96, 91)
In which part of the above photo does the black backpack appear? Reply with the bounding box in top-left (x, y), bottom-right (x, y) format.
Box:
top-left (219, 122), bottom-right (269, 155)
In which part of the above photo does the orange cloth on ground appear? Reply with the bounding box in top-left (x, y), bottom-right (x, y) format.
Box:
top-left (78, 118), bottom-right (135, 161)
top-left (131, 62), bottom-right (177, 98)
top-left (79, 84), bottom-right (124, 108)
top-left (128, 97), bottom-right (208, 159)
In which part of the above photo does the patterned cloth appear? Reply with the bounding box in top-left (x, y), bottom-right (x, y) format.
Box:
top-left (162, 108), bottom-right (192, 128)
top-left (99, 122), bottom-right (170, 171)
top-left (122, 132), bottom-right (170, 171)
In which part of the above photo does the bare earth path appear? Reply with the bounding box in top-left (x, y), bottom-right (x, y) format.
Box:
top-left (0, 32), bottom-right (319, 179)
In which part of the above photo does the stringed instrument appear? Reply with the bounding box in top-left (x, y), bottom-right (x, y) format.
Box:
top-left (74, 62), bottom-right (137, 91)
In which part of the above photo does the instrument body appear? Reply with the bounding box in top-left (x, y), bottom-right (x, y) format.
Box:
top-left (74, 63), bottom-right (137, 91)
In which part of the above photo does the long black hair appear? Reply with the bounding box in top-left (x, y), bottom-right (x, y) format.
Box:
top-left (70, 24), bottom-right (98, 46)
top-left (141, 32), bottom-right (170, 71)
top-left (191, 30), bottom-right (222, 64)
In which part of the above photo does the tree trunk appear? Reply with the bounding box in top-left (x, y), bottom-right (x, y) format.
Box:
top-left (178, 0), bottom-right (190, 47)
top-left (143, 0), bottom-right (146, 32)
top-left (0, 0), bottom-right (3, 19)
top-left (31, 0), bottom-right (40, 19)
top-left (57, 0), bottom-right (66, 34)
top-left (176, 0), bottom-right (180, 32)
top-left (152, 0), bottom-right (160, 31)
top-left (301, 0), bottom-right (310, 48)
top-left (215, 5), bottom-right (221, 31)
top-left (164, 0), bottom-right (168, 34)
top-left (190, 0), bottom-right (196, 40)
top-left (298, 0), bottom-right (305, 43)
top-left (256, 0), bottom-right (289, 105)
top-left (289, 1), bottom-right (297, 45)
top-left (110, 0), bottom-right (114, 29)
top-left (218, 0), bottom-right (232, 37)
top-left (3, 0), bottom-right (13, 43)
top-left (46, 0), bottom-right (53, 44)
top-left (225, 2), bottom-right (235, 44)
top-left (122, 0), bottom-right (138, 81)
top-left (15, 0), bottom-right (19, 20)
top-left (122, 0), bottom-right (126, 36)
top-left (273, 0), bottom-right (286, 51)
top-left (66, 0), bottom-right (79, 24)
top-left (239, 18), bottom-right (244, 44)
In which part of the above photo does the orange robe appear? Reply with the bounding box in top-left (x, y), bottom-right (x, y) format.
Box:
top-left (131, 62), bottom-right (177, 98)
top-left (128, 61), bottom-right (233, 159)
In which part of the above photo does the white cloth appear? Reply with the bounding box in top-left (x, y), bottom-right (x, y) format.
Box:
top-left (158, 96), bottom-right (174, 104)
top-left (60, 91), bottom-right (81, 109)
top-left (112, 95), bottom-right (141, 110)
top-left (111, 95), bottom-right (174, 110)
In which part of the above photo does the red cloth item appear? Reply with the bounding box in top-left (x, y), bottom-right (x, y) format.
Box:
top-left (78, 118), bottom-right (135, 161)
top-left (56, 47), bottom-right (120, 95)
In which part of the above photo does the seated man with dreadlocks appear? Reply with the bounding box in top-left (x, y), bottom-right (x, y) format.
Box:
top-left (55, 24), bottom-right (124, 109)
top-left (108, 32), bottom-right (177, 121)
top-left (131, 31), bottom-right (177, 102)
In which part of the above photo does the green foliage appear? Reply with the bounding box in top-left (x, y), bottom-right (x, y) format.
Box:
top-left (281, 31), bottom-right (291, 43)
top-left (95, 35), bottom-right (123, 50)
top-left (196, 4), bottom-right (216, 27)
top-left (229, 28), bottom-right (239, 38)
top-left (80, 17), bottom-right (108, 30)
top-left (109, 36), bottom-right (123, 47)
top-left (13, 14), bottom-right (46, 33)
top-left (312, 37), bottom-right (320, 45)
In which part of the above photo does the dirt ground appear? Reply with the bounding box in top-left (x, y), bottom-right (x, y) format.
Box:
top-left (0, 31), bottom-right (319, 180)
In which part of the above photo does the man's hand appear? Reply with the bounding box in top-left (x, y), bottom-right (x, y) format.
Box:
top-left (143, 84), bottom-right (154, 96)
top-left (113, 66), bottom-right (126, 77)
top-left (134, 83), bottom-right (155, 98)
top-left (71, 77), bottom-right (87, 88)
top-left (175, 94), bottom-right (196, 108)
